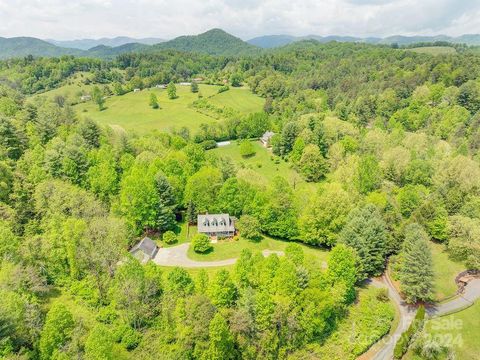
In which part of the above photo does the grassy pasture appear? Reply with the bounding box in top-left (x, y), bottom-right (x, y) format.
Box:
top-left (73, 85), bottom-right (264, 134)
top-left (208, 86), bottom-right (265, 113)
top-left (408, 46), bottom-right (456, 55)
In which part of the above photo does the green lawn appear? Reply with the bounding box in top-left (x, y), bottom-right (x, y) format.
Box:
top-left (73, 85), bottom-right (264, 134)
top-left (430, 242), bottom-right (465, 301)
top-left (211, 140), bottom-right (310, 189)
top-left (187, 235), bottom-right (329, 264)
top-left (408, 46), bottom-right (457, 55)
top-left (207, 86), bottom-right (265, 114)
top-left (404, 301), bottom-right (480, 360)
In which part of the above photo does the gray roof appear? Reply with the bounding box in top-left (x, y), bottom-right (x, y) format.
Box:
top-left (260, 131), bottom-right (275, 142)
top-left (130, 237), bottom-right (158, 258)
top-left (197, 214), bottom-right (235, 233)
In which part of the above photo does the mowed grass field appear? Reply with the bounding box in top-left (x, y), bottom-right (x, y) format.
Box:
top-left (74, 85), bottom-right (264, 134)
top-left (404, 302), bottom-right (480, 360)
top-left (208, 86), bottom-right (265, 113)
top-left (430, 242), bottom-right (465, 301)
top-left (211, 140), bottom-right (309, 188)
top-left (187, 235), bottom-right (330, 265)
top-left (408, 46), bottom-right (457, 55)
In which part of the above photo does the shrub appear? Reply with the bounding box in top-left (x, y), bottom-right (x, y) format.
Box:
top-left (239, 140), bottom-right (255, 158)
top-left (200, 140), bottom-right (217, 150)
top-left (192, 234), bottom-right (212, 253)
top-left (112, 324), bottom-right (142, 350)
top-left (376, 288), bottom-right (390, 302)
top-left (393, 305), bottom-right (425, 359)
top-left (163, 230), bottom-right (177, 244)
top-left (218, 85), bottom-right (229, 93)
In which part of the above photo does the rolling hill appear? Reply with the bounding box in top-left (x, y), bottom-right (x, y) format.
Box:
top-left (248, 34), bottom-right (480, 48)
top-left (152, 28), bottom-right (259, 56)
top-left (46, 36), bottom-right (164, 50)
top-left (0, 29), bottom-right (259, 59)
top-left (0, 37), bottom-right (84, 59)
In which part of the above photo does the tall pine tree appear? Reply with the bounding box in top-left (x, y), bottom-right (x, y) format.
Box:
top-left (155, 172), bottom-right (176, 232)
top-left (398, 223), bottom-right (434, 304)
top-left (339, 204), bottom-right (388, 280)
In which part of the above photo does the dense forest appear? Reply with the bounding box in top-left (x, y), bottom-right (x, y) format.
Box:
top-left (1, 40), bottom-right (480, 359)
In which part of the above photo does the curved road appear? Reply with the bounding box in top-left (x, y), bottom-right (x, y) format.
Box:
top-left (152, 243), bottom-right (284, 268)
top-left (370, 274), bottom-right (480, 360)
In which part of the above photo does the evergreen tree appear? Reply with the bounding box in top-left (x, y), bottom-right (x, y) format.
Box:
top-left (191, 81), bottom-right (199, 93)
top-left (206, 313), bottom-right (235, 360)
top-left (339, 204), bottom-right (388, 280)
top-left (399, 223), bottom-right (434, 303)
top-left (155, 172), bottom-right (176, 232)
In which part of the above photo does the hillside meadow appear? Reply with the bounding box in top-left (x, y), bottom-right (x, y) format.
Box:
top-left (74, 84), bottom-right (264, 134)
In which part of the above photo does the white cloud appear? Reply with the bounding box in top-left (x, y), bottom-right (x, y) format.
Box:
top-left (0, 0), bottom-right (479, 40)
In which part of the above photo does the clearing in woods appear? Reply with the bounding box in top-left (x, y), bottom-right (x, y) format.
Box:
top-left (74, 84), bottom-right (264, 133)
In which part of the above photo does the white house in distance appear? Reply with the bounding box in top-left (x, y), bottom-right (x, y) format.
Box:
top-left (260, 131), bottom-right (275, 148)
top-left (197, 214), bottom-right (236, 238)
top-left (130, 237), bottom-right (159, 263)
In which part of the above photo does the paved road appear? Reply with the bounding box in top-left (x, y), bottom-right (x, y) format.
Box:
top-left (370, 275), bottom-right (480, 360)
top-left (152, 243), bottom-right (284, 268)
top-left (369, 275), bottom-right (417, 360)
top-left (427, 278), bottom-right (480, 317)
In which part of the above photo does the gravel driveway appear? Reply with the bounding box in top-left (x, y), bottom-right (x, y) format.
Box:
top-left (152, 243), bottom-right (284, 268)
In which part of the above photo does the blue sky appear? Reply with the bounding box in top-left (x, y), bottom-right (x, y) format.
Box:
top-left (1, 0), bottom-right (480, 40)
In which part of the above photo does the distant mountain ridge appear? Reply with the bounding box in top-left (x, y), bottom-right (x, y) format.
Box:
top-left (0, 29), bottom-right (258, 59)
top-left (0, 37), bottom-right (85, 58)
top-left (46, 36), bottom-right (164, 50)
top-left (248, 34), bottom-right (480, 48)
top-left (3, 30), bottom-right (480, 60)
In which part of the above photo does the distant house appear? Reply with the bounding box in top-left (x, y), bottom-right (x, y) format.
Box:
top-left (178, 82), bottom-right (192, 86)
top-left (155, 84), bottom-right (167, 89)
top-left (133, 88), bottom-right (141, 92)
top-left (197, 214), bottom-right (236, 238)
top-left (193, 77), bottom-right (204, 82)
top-left (80, 95), bottom-right (91, 101)
top-left (130, 237), bottom-right (159, 263)
top-left (260, 131), bottom-right (275, 148)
